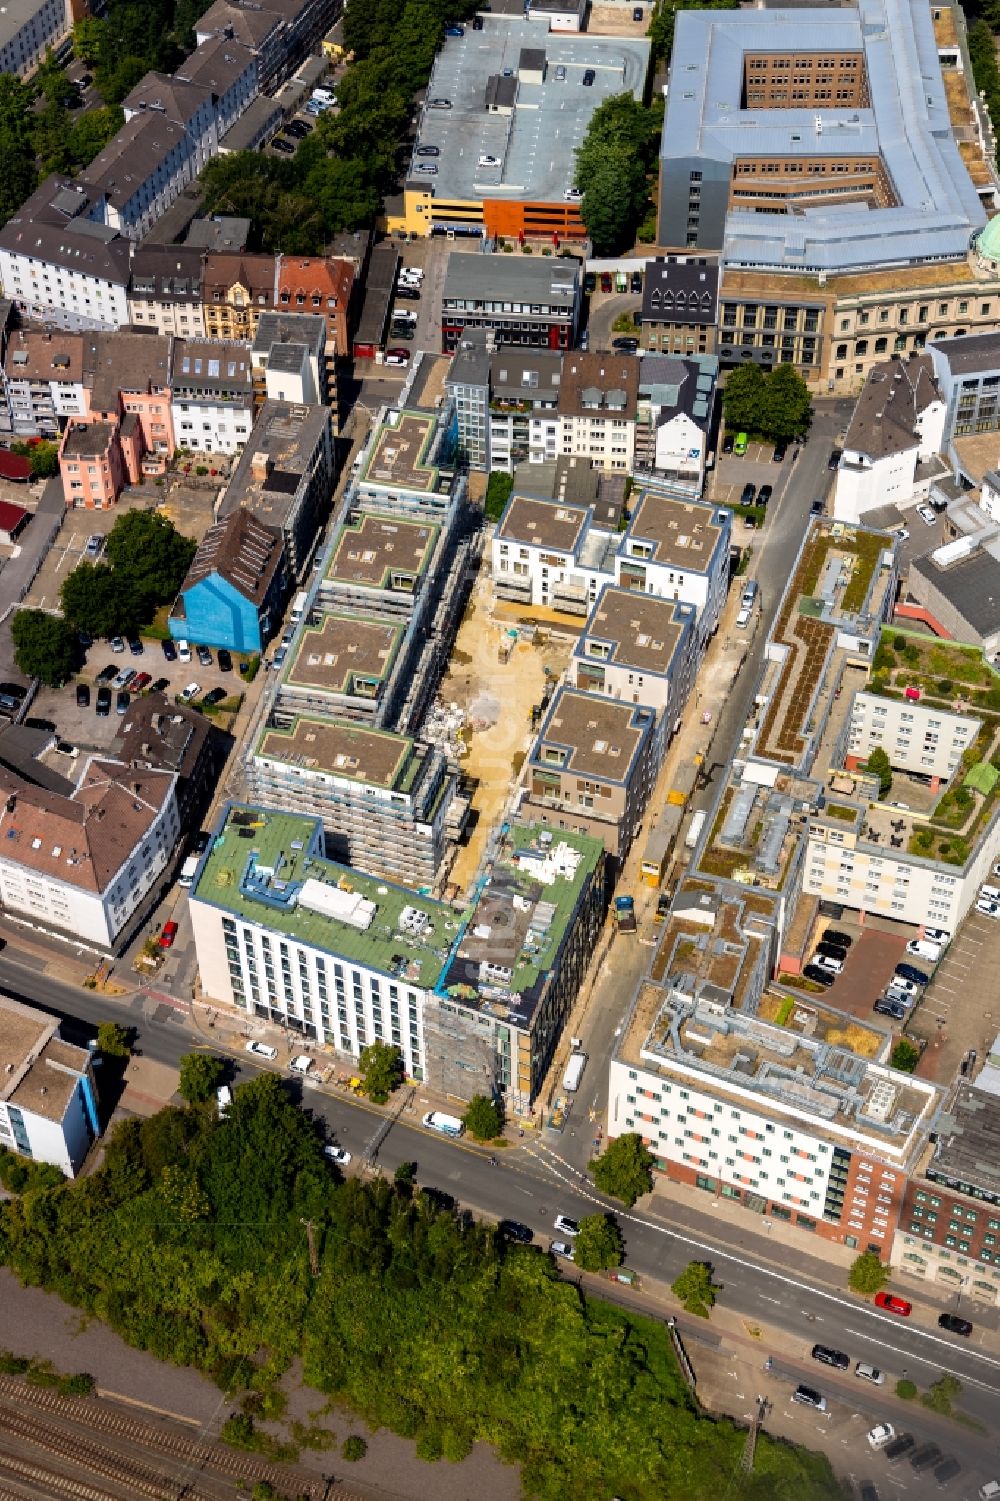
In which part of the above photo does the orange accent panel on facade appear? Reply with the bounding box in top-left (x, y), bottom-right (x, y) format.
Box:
top-left (483, 199), bottom-right (586, 241)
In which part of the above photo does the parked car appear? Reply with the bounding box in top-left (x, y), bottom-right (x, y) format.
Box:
top-left (395, 285), bottom-right (420, 300)
top-left (612, 335), bottom-right (638, 351)
top-left (757, 484), bottom-right (773, 505)
top-left (549, 1239), bottom-right (575, 1260)
top-left (740, 482), bottom-right (756, 506)
top-left (415, 145), bottom-right (439, 156)
top-left (151, 677), bottom-right (170, 693)
top-left (811, 1345), bottom-right (849, 1369)
top-left (917, 504), bottom-right (937, 525)
top-left (600, 271), bottom-right (612, 293)
top-left (933, 1457), bottom-right (961, 1486)
top-left (478, 153), bottom-right (500, 167)
top-left (97, 664), bottom-right (117, 682)
top-left (96, 685), bottom-right (112, 716)
top-left (894, 962), bottom-right (928, 985)
top-left (162, 639), bottom-right (177, 661)
top-left (428, 97), bottom-right (452, 109)
top-left (791, 1385), bottom-right (826, 1411)
top-left (824, 929), bottom-right (853, 949)
top-left (499, 1220), bottom-right (533, 1244)
top-left (772, 441), bottom-right (787, 462)
top-left (113, 668), bottom-right (134, 690)
top-left (563, 186), bottom-right (583, 202)
top-left (131, 672), bottom-right (152, 691)
top-left (582, 68), bottom-right (595, 84)
top-left (177, 639), bottom-right (192, 663)
top-left (272, 137), bottom-right (295, 153)
top-left (203, 686), bottom-right (227, 706)
top-left (630, 270), bottom-right (643, 293)
top-left (855, 1362), bottom-right (885, 1385)
top-left (867, 1422), bottom-right (895, 1448)
top-left (179, 682), bottom-right (201, 702)
top-left (584, 272), bottom-right (596, 293)
top-left (875, 1291), bottom-right (912, 1316)
top-left (85, 533), bottom-right (103, 558)
top-left (923, 927), bottom-right (950, 944)
top-left (633, 5), bottom-right (643, 17)
top-left (197, 645), bottom-right (213, 667)
top-left (886, 975), bottom-right (919, 996)
top-left (815, 954), bottom-right (844, 975)
top-left (116, 689), bottom-right (130, 715)
top-left (816, 942), bottom-right (848, 962)
top-left (828, 447), bottom-right (843, 469)
top-left (937, 1312), bottom-right (973, 1335)
top-left (245, 1040), bottom-right (278, 1060)
top-left (414, 163), bottom-right (438, 175)
top-left (810, 497), bottom-right (825, 515)
top-left (804, 963), bottom-right (836, 986)
top-left (910, 1444), bottom-right (943, 1473)
top-left (883, 1434), bottom-right (915, 1461)
top-left (385, 348), bottom-right (411, 365)
top-left (159, 920), bottom-right (178, 948)
top-left (324, 1143), bottom-right (352, 1164)
top-left (285, 120), bottom-right (312, 138)
top-left (444, 23), bottom-right (464, 33)
top-left (110, 636), bottom-right (125, 653)
top-left (976, 898), bottom-right (1000, 918)
top-left (722, 433), bottom-right (734, 454)
top-left (217, 648), bottom-right (232, 673)
top-left (874, 996), bottom-right (907, 1019)
top-left (76, 683), bottom-right (90, 707)
top-left (553, 1214), bottom-right (579, 1237)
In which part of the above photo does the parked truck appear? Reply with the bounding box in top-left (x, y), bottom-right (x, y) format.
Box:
top-left (422, 1111), bottom-right (465, 1138)
top-left (563, 1052), bottom-right (588, 1093)
top-left (685, 808), bottom-right (707, 850)
top-left (614, 895), bottom-right (637, 933)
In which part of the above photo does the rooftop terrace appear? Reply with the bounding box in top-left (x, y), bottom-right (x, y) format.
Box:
top-left (254, 716), bottom-right (420, 791)
top-left (194, 806), bottom-right (457, 984)
top-left (282, 612), bottom-right (404, 700)
top-left (361, 410), bottom-right (441, 494)
top-left (326, 513), bottom-right (439, 590)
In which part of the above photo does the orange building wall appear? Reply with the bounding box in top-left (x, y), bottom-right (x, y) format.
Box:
top-left (483, 199), bottom-right (587, 241)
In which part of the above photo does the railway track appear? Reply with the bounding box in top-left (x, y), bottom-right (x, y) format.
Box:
top-left (0, 1372), bottom-right (361, 1500)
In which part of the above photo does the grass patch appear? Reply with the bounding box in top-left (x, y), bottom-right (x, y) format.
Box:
top-left (823, 803), bottom-right (858, 822)
top-left (775, 996), bottom-right (795, 1026)
top-left (141, 605), bottom-right (172, 642)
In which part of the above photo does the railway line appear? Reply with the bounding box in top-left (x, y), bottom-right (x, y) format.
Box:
top-left (0, 1372), bottom-right (363, 1501)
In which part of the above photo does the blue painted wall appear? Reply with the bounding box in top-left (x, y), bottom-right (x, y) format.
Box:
top-left (170, 573), bottom-right (272, 653)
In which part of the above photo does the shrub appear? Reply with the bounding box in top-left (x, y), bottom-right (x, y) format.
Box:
top-left (893, 634), bottom-right (907, 651)
top-left (891, 1039), bottom-right (921, 1073)
top-left (896, 1378), bottom-right (918, 1400)
top-left (342, 1434), bottom-right (368, 1461)
top-left (937, 679), bottom-right (953, 695)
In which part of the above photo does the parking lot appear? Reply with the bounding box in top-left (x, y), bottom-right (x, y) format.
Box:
top-left (710, 442), bottom-right (796, 514)
top-left (909, 908), bottom-right (1000, 1083)
top-left (803, 921), bottom-right (911, 1027)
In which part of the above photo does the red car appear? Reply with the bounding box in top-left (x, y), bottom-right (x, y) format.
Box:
top-left (158, 920), bottom-right (179, 949)
top-left (874, 1291), bottom-right (912, 1317)
top-left (600, 271), bottom-right (612, 293)
top-left (131, 671), bottom-right (152, 691)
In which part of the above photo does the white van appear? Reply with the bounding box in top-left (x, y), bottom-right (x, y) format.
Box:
top-left (216, 1084), bottom-right (232, 1113)
top-left (177, 639), bottom-right (192, 663)
top-left (980, 884), bottom-right (1000, 902)
top-left (906, 938), bottom-right (941, 962)
top-left (178, 854), bottom-right (200, 888)
top-left (736, 606), bottom-right (752, 629)
top-left (290, 590), bottom-right (308, 624)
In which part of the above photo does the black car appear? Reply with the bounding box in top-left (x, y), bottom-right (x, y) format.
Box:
top-left (472, 12), bottom-right (483, 25)
top-left (78, 631), bottom-right (93, 649)
top-left (859, 1485), bottom-right (879, 1501)
top-left (937, 1312), bottom-right (972, 1336)
top-left (192, 830), bottom-right (211, 855)
top-left (910, 1444), bottom-right (943, 1473)
top-left (816, 942), bottom-right (848, 962)
top-left (828, 447), bottom-right (843, 470)
top-left (612, 336), bottom-right (639, 352)
top-left (96, 685), bottom-right (112, 716)
top-left (757, 484), bottom-right (773, 505)
top-left (874, 997), bottom-right (907, 1019)
top-left (203, 686), bottom-right (227, 706)
top-left (286, 120), bottom-right (312, 138)
top-left (883, 1434), bottom-right (915, 1461)
top-left (772, 441), bottom-right (787, 462)
top-left (151, 677), bottom-right (170, 693)
top-left (933, 1457), bottom-right (961, 1486)
top-left (499, 1220), bottom-right (533, 1244)
top-left (391, 326), bottom-right (415, 340)
top-left (804, 964), bottom-right (836, 986)
top-left (630, 270), bottom-right (642, 293)
top-left (273, 137), bottom-right (295, 153)
top-left (584, 271), bottom-right (596, 293)
top-left (823, 928), bottom-right (853, 949)
top-left (722, 433), bottom-right (734, 454)
top-left (128, 637), bottom-right (144, 656)
top-left (97, 664), bottom-right (118, 682)
top-left (218, 648), bottom-right (233, 673)
top-left (894, 962), bottom-right (928, 985)
top-left (582, 68), bottom-right (595, 85)
top-left (76, 683), bottom-right (90, 707)
top-left (415, 145), bottom-right (440, 157)
top-left (395, 285), bottom-right (420, 300)
top-left (162, 639), bottom-right (177, 661)
top-left (810, 497), bottom-right (825, 515)
top-left (810, 1344), bottom-right (849, 1369)
top-left (26, 717), bottom-right (56, 732)
top-left (740, 482), bottom-right (756, 506)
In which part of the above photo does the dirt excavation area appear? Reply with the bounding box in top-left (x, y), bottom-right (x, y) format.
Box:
top-left (434, 571), bottom-right (576, 896)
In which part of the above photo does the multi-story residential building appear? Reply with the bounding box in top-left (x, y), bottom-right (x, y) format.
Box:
top-left (274, 609), bottom-right (409, 728)
top-left (617, 490), bottom-right (731, 648)
top-left (196, 0), bottom-right (337, 91)
top-left (0, 998), bottom-right (98, 1179)
top-left (906, 496), bottom-right (1000, 652)
top-left (928, 330), bottom-right (1000, 458)
top-left (217, 400), bottom-right (333, 579)
top-left (640, 257), bottom-right (719, 358)
top-left (0, 178), bottom-right (133, 333)
top-left (172, 35), bottom-right (258, 137)
top-left (122, 71), bottom-right (220, 171)
top-left (203, 253), bottom-right (279, 341)
top-left (170, 338), bottom-right (253, 453)
top-left (445, 329), bottom-right (564, 472)
top-left (252, 311), bottom-right (328, 407)
top-left (558, 351), bottom-right (637, 472)
top-left (843, 692), bottom-right (980, 790)
top-left (571, 584), bottom-right (697, 767)
top-left (0, 758), bottom-right (179, 951)
top-left (833, 354), bottom-right (946, 522)
top-left (1, 329), bottom-right (87, 438)
top-left (440, 252), bottom-right (580, 354)
top-left (169, 509), bottom-right (285, 653)
top-left (247, 718), bottom-right (459, 888)
top-left (608, 882), bottom-right (941, 1250)
top-left (275, 255), bottom-right (353, 360)
top-left (349, 403), bottom-right (462, 522)
top-left (58, 420), bottom-right (127, 508)
top-left (891, 1077), bottom-right (1000, 1308)
top-left (520, 684), bottom-right (658, 859)
top-left (189, 804), bottom-right (450, 1078)
top-left (58, 330), bottom-right (175, 503)
top-left (0, 0), bottom-right (70, 78)
top-left (127, 244), bottom-right (207, 338)
top-left (634, 354), bottom-right (717, 497)
top-left (426, 823), bottom-right (605, 1111)
top-left (113, 691), bottom-right (223, 833)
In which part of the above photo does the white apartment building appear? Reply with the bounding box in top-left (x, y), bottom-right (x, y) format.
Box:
top-left (0, 760), bottom-right (179, 951)
top-left (634, 355), bottom-right (717, 499)
top-left (616, 490), bottom-right (731, 647)
top-left (834, 355), bottom-right (946, 524)
top-left (189, 805), bottom-right (454, 1077)
top-left (0, 997), bottom-right (98, 1178)
top-left (0, 0), bottom-right (69, 78)
top-left (171, 338), bottom-right (253, 453)
top-left (0, 179), bottom-right (133, 332)
top-left (845, 692), bottom-right (980, 785)
top-left (2, 329), bottom-right (87, 438)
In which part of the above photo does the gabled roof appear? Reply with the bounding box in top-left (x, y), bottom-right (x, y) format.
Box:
top-left (179, 508), bottom-right (283, 607)
top-left (844, 354), bottom-right (941, 461)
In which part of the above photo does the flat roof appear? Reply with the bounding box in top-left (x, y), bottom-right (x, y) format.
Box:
top-left (624, 492), bottom-right (726, 572)
top-left (62, 422), bottom-right (113, 458)
top-left (532, 684), bottom-right (652, 785)
top-left (910, 549), bottom-right (1000, 639)
top-left (442, 251), bottom-right (579, 311)
top-left (255, 716), bottom-right (415, 790)
top-left (283, 612), bottom-right (404, 696)
top-left (439, 822), bottom-right (603, 1026)
top-left (362, 409), bottom-right (440, 493)
top-left (414, 19), bottom-right (649, 206)
top-left (578, 585), bottom-right (691, 677)
top-left (927, 1084), bottom-right (1000, 1199)
top-left (193, 805), bottom-right (455, 985)
top-left (663, 0), bottom-right (985, 273)
top-left (326, 513), bottom-right (439, 589)
top-left (929, 330), bottom-right (1000, 375)
top-left (497, 493), bottom-right (589, 553)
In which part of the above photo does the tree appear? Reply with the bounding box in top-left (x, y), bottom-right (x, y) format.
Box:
top-left (60, 562), bottom-right (141, 639)
top-left (0, 75), bottom-right (40, 227)
top-left (671, 1260), bottom-right (718, 1318)
top-left (463, 1095), bottom-right (504, 1141)
top-left (104, 510), bottom-right (197, 615)
top-left (484, 470), bottom-right (513, 521)
top-left (177, 1052), bottom-right (225, 1104)
top-left (848, 1251), bottom-right (890, 1296)
top-left (896, 1377), bottom-right (918, 1400)
top-left (921, 1373), bottom-right (962, 1415)
top-left (721, 363), bottom-right (768, 437)
top-left (393, 1160), bottom-right (417, 1195)
top-left (357, 1041), bottom-right (403, 1104)
top-left (10, 610), bottom-right (77, 687)
top-left (761, 363), bottom-right (813, 443)
top-left (891, 1038), bottom-right (921, 1073)
top-left (342, 1434), bottom-right (368, 1461)
top-left (95, 1021), bottom-right (131, 1057)
top-left (573, 1212), bottom-right (625, 1272)
top-left (864, 745), bottom-right (893, 795)
top-left (574, 95), bottom-right (659, 255)
top-left (590, 1133), bottom-right (655, 1207)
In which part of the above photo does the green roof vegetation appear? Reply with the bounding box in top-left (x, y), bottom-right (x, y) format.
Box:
top-left (822, 802), bottom-right (859, 823)
top-left (194, 806), bottom-right (455, 986)
top-left (965, 761), bottom-right (1000, 797)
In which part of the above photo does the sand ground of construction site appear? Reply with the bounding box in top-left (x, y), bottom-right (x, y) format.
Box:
top-left (435, 568), bottom-right (577, 895)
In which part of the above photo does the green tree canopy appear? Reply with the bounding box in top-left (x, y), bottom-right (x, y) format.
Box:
top-left (722, 362), bottom-right (812, 443)
top-left (722, 363), bottom-right (767, 436)
top-left (104, 510), bottom-right (197, 614)
top-left (60, 562), bottom-right (140, 639)
top-left (590, 1133), bottom-right (655, 1207)
top-left (574, 1212), bottom-right (625, 1272)
top-left (10, 610), bottom-right (77, 687)
top-left (864, 745), bottom-right (893, 795)
top-left (574, 94), bottom-right (660, 254)
top-left (177, 1052), bottom-right (225, 1104)
top-left (890, 1038), bottom-right (921, 1073)
top-left (848, 1252), bottom-right (890, 1296)
top-left (671, 1260), bottom-right (718, 1318)
top-left (96, 1021), bottom-right (131, 1057)
top-left (463, 1095), bottom-right (504, 1141)
top-left (357, 1041), bottom-right (403, 1104)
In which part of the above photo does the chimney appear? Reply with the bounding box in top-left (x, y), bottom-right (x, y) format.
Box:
top-left (251, 451), bottom-right (272, 482)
